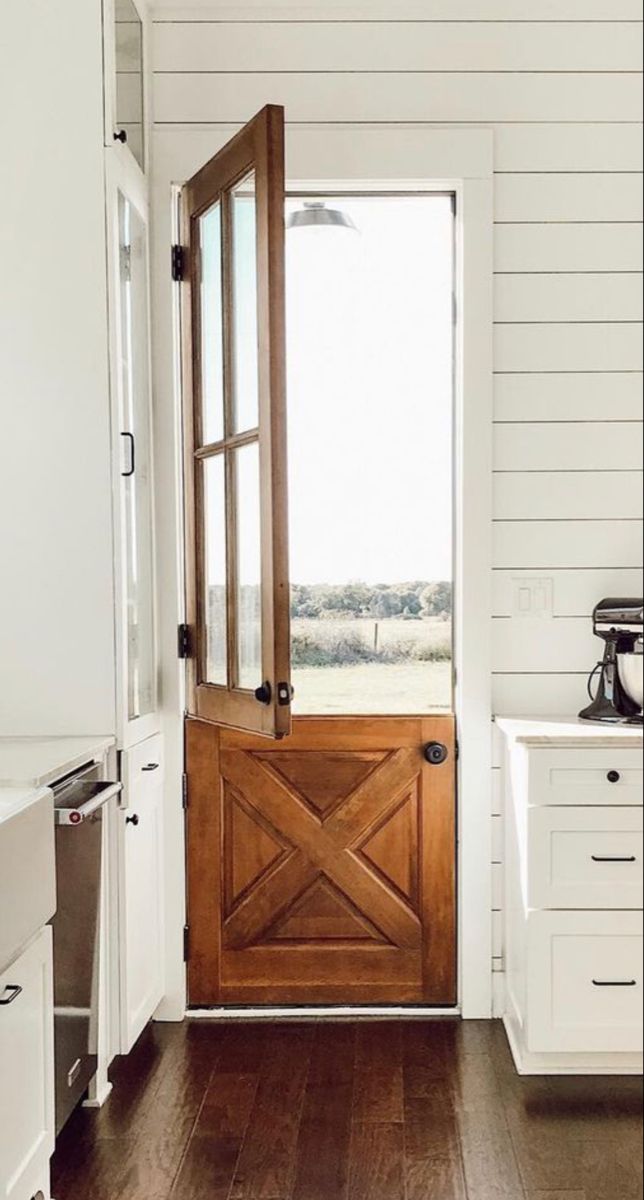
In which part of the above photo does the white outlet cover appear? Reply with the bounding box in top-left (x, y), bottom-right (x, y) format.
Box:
top-left (512, 577), bottom-right (554, 619)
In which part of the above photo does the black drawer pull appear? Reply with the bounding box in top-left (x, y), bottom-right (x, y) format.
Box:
top-left (592, 979), bottom-right (637, 988)
top-left (126, 814), bottom-right (140, 827)
top-left (142, 763), bottom-right (160, 772)
top-left (0, 985), bottom-right (23, 1006)
top-left (592, 855), bottom-right (637, 864)
top-left (607, 771), bottom-right (621, 784)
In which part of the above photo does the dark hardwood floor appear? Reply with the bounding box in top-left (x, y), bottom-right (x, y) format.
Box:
top-left (52, 1019), bottom-right (643, 1200)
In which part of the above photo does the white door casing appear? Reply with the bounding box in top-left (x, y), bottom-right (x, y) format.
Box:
top-left (152, 123), bottom-right (494, 1020)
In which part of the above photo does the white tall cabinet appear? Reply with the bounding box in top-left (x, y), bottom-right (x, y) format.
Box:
top-left (104, 0), bottom-right (166, 1061)
top-left (0, 0), bottom-right (166, 1160)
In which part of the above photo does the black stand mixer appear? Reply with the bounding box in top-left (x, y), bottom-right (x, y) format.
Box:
top-left (579, 598), bottom-right (644, 725)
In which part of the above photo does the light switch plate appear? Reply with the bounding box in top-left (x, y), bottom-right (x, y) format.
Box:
top-left (512, 577), bottom-right (554, 619)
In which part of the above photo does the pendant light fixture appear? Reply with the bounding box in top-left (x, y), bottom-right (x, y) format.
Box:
top-left (287, 201), bottom-right (359, 233)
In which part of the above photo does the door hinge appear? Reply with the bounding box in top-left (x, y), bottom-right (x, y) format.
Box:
top-left (172, 244), bottom-right (187, 283)
top-left (182, 773), bottom-right (189, 810)
top-left (455, 738), bottom-right (460, 762)
top-left (183, 925), bottom-right (191, 963)
top-left (178, 623), bottom-right (193, 660)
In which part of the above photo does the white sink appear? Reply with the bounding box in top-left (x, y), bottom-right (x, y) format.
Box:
top-left (0, 787), bottom-right (56, 971)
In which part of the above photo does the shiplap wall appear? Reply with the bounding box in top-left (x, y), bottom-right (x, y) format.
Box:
top-left (150, 0), bottom-right (643, 990)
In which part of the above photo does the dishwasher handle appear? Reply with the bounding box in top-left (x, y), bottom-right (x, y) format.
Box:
top-left (55, 781), bottom-right (122, 826)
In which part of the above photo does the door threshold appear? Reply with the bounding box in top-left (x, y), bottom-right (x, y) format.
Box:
top-left (187, 1006), bottom-right (462, 1021)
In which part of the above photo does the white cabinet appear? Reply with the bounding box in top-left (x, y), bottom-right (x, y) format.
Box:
top-left (500, 718), bottom-right (644, 1076)
top-left (103, 0), bottom-right (147, 173)
top-left (118, 735), bottom-right (165, 1053)
top-left (0, 929), bottom-right (55, 1200)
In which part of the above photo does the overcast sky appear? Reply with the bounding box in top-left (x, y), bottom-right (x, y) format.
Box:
top-left (286, 194), bottom-right (455, 586)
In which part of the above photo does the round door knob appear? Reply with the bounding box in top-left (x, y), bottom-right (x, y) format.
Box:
top-left (607, 770), bottom-right (621, 784)
top-left (254, 682), bottom-right (272, 705)
top-left (424, 742), bottom-right (449, 766)
top-left (126, 814), bottom-right (140, 826)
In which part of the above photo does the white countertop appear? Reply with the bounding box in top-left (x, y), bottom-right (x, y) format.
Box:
top-left (0, 736), bottom-right (115, 788)
top-left (496, 715), bottom-right (644, 748)
top-left (0, 784), bottom-right (53, 823)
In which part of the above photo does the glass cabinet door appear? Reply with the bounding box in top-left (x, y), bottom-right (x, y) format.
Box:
top-left (106, 0), bottom-right (145, 171)
top-left (118, 190), bottom-right (157, 727)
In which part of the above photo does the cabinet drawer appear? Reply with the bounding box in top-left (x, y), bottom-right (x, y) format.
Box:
top-left (528, 748), bottom-right (643, 807)
top-left (528, 912), bottom-right (643, 1054)
top-left (122, 734), bottom-right (164, 808)
top-left (529, 807), bottom-right (643, 910)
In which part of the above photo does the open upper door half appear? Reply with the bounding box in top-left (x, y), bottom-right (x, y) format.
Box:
top-left (180, 105), bottom-right (291, 738)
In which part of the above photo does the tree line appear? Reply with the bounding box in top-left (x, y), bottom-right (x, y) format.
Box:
top-left (290, 581), bottom-right (452, 620)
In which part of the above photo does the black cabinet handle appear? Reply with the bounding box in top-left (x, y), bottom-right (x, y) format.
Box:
top-left (126, 814), bottom-right (140, 827)
top-left (121, 432), bottom-right (136, 478)
top-left (607, 771), bottom-right (621, 784)
top-left (424, 742), bottom-right (449, 766)
top-left (0, 985), bottom-right (23, 1006)
top-left (592, 855), bottom-right (637, 864)
top-left (114, 129), bottom-right (128, 144)
top-left (592, 979), bottom-right (637, 988)
top-left (142, 763), bottom-right (160, 772)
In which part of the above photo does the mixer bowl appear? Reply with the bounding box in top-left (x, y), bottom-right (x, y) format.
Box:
top-left (618, 652), bottom-right (644, 711)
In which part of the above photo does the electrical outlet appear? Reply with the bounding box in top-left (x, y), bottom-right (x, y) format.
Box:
top-left (512, 577), bottom-right (554, 619)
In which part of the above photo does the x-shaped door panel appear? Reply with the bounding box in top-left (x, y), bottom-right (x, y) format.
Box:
top-left (221, 747), bottom-right (423, 950)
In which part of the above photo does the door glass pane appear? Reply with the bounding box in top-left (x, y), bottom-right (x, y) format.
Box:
top-left (119, 193), bottom-right (156, 721)
top-left (232, 174), bottom-right (259, 434)
top-left (115, 0), bottom-right (145, 170)
top-left (200, 203), bottom-right (225, 446)
top-left (203, 455), bottom-right (228, 686)
top-left (286, 194), bottom-right (455, 715)
top-left (235, 441), bottom-right (262, 690)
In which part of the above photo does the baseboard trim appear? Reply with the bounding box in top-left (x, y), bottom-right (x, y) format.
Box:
top-left (503, 1009), bottom-right (643, 1077)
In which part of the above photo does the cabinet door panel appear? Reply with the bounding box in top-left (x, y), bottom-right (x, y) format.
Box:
top-left (106, 153), bottom-right (160, 749)
top-left (103, 0), bottom-right (146, 171)
top-left (0, 929), bottom-right (54, 1200)
top-left (119, 737), bottom-right (164, 1052)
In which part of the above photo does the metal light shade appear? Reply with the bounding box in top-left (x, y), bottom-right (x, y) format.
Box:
top-left (287, 202), bottom-right (358, 232)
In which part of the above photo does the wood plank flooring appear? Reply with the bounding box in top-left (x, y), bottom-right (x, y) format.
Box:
top-left (51, 1020), bottom-right (643, 1200)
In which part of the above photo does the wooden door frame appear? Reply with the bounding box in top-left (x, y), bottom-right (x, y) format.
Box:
top-left (152, 124), bottom-right (494, 1022)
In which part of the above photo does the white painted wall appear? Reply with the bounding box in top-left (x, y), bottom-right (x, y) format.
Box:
top-left (149, 0), bottom-right (643, 1002)
top-left (0, 0), bottom-right (116, 737)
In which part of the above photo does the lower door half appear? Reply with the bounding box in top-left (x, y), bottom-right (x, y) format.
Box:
top-left (186, 715), bottom-right (457, 1006)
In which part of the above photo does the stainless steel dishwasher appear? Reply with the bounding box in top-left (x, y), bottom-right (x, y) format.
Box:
top-left (51, 764), bottom-right (121, 1134)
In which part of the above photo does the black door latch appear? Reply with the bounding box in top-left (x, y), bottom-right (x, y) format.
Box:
top-left (424, 742), bottom-right (449, 766)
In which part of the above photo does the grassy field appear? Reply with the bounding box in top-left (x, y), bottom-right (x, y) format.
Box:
top-left (292, 661), bottom-right (453, 714)
top-left (292, 615), bottom-right (451, 661)
top-left (291, 617), bottom-right (453, 713)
